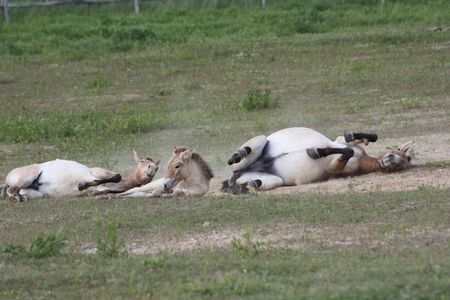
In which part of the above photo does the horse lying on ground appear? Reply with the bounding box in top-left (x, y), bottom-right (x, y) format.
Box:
top-left (119, 146), bottom-right (214, 198)
top-left (2, 150), bottom-right (159, 202)
top-left (222, 127), bottom-right (414, 194)
top-left (88, 150), bottom-right (159, 196)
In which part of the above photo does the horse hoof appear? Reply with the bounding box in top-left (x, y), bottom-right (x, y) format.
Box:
top-left (248, 179), bottom-right (262, 189)
top-left (344, 130), bottom-right (355, 143)
top-left (306, 148), bottom-right (320, 159)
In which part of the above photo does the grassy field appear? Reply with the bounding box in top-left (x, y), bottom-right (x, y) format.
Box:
top-left (1, 0), bottom-right (450, 298)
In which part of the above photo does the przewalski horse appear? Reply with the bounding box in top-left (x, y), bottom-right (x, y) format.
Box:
top-left (89, 150), bottom-right (160, 196)
top-left (222, 127), bottom-right (414, 194)
top-left (3, 150), bottom-right (158, 202)
top-left (120, 147), bottom-right (214, 197)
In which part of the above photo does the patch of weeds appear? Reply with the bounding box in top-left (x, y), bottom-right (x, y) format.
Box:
top-left (399, 97), bottom-right (423, 110)
top-left (429, 55), bottom-right (449, 69)
top-left (1, 244), bottom-right (26, 257)
top-left (87, 75), bottom-right (111, 90)
top-left (341, 99), bottom-right (367, 114)
top-left (27, 232), bottom-right (67, 259)
top-left (231, 232), bottom-right (263, 259)
top-left (238, 89), bottom-right (279, 111)
top-left (150, 85), bottom-right (174, 97)
top-left (141, 255), bottom-right (168, 268)
top-left (94, 217), bottom-right (127, 257)
top-left (184, 80), bottom-right (202, 90)
top-left (348, 61), bottom-right (366, 73)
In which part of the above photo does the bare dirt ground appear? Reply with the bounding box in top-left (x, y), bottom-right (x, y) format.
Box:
top-left (120, 132), bottom-right (450, 255)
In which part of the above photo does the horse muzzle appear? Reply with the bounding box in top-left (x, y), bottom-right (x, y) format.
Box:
top-left (163, 179), bottom-right (173, 192)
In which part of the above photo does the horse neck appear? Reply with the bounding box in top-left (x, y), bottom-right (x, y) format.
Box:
top-left (119, 175), bottom-right (145, 190)
top-left (358, 154), bottom-right (382, 174)
top-left (182, 161), bottom-right (209, 188)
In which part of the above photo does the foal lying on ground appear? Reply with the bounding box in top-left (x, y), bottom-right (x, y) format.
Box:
top-left (89, 150), bottom-right (159, 196)
top-left (222, 127), bottom-right (414, 194)
top-left (119, 147), bottom-right (214, 198)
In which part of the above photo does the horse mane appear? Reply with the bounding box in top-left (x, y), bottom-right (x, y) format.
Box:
top-left (174, 146), bottom-right (214, 180)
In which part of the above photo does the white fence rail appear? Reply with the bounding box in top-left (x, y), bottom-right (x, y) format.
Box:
top-left (1, 0), bottom-right (269, 22)
top-left (1, 0), bottom-right (140, 22)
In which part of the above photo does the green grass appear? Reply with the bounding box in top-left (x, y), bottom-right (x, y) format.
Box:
top-left (0, 1), bottom-right (450, 298)
top-left (1, 190), bottom-right (450, 298)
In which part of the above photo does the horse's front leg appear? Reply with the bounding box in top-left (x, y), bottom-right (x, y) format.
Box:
top-left (236, 172), bottom-right (284, 191)
top-left (306, 147), bottom-right (355, 175)
top-left (335, 131), bottom-right (378, 146)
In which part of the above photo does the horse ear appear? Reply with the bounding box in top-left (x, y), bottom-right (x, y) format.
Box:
top-left (181, 149), bottom-right (193, 161)
top-left (154, 159), bottom-right (161, 165)
top-left (133, 149), bottom-right (141, 163)
top-left (398, 141), bottom-right (414, 153)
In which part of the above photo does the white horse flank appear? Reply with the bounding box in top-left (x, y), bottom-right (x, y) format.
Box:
top-left (4, 159), bottom-right (121, 201)
top-left (3, 150), bottom-right (159, 201)
top-left (223, 127), bottom-right (414, 193)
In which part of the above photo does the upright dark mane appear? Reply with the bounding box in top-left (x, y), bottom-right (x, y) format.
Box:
top-left (174, 146), bottom-right (214, 180)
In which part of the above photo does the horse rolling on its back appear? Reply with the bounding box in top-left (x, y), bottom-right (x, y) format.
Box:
top-left (222, 127), bottom-right (414, 194)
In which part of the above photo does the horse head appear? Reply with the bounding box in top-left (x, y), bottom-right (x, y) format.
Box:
top-left (133, 149), bottom-right (160, 185)
top-left (163, 146), bottom-right (214, 192)
top-left (380, 141), bottom-right (414, 172)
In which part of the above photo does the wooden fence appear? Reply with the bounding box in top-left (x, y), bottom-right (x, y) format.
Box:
top-left (1, 0), bottom-right (141, 22)
top-left (1, 0), bottom-right (270, 22)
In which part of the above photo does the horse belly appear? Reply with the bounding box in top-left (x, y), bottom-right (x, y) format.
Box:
top-left (266, 127), bottom-right (337, 157)
top-left (37, 160), bottom-right (94, 197)
top-left (273, 153), bottom-right (332, 185)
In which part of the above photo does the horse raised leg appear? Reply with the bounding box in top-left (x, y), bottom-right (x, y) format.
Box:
top-left (227, 135), bottom-right (268, 172)
top-left (306, 146), bottom-right (355, 174)
top-left (77, 168), bottom-right (122, 191)
top-left (344, 131), bottom-right (378, 143)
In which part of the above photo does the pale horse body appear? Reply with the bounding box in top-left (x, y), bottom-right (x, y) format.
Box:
top-left (2, 150), bottom-right (159, 201)
top-left (120, 147), bottom-right (214, 197)
top-left (223, 127), bottom-right (414, 193)
top-left (3, 159), bottom-right (120, 201)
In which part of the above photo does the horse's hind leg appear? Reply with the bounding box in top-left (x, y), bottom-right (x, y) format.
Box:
top-left (228, 135), bottom-right (268, 172)
top-left (78, 168), bottom-right (122, 191)
top-left (89, 167), bottom-right (121, 183)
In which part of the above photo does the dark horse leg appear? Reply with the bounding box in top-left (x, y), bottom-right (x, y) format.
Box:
top-left (344, 131), bottom-right (378, 143)
top-left (227, 146), bottom-right (252, 165)
top-left (306, 147), bottom-right (354, 161)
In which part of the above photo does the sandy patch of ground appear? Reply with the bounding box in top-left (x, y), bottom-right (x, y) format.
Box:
top-left (119, 223), bottom-right (450, 255)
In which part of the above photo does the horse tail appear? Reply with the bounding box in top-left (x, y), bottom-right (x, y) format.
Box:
top-left (1, 183), bottom-right (7, 201)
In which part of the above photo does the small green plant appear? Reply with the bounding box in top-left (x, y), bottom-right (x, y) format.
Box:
top-left (239, 89), bottom-right (279, 111)
top-left (399, 97), bottom-right (422, 109)
top-left (94, 218), bottom-right (126, 257)
top-left (1, 244), bottom-right (26, 257)
top-left (231, 232), bottom-right (262, 259)
top-left (27, 232), bottom-right (67, 259)
top-left (87, 75), bottom-right (111, 90)
top-left (142, 255), bottom-right (168, 268)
